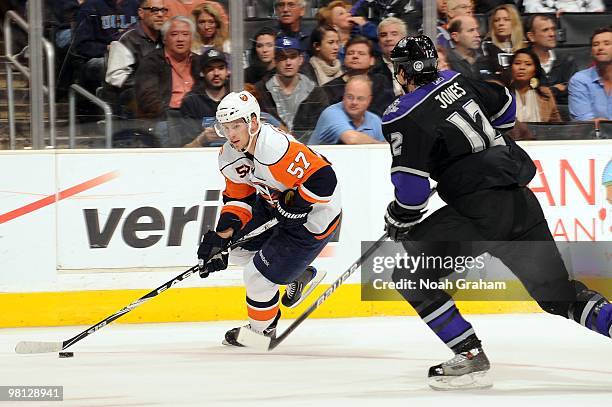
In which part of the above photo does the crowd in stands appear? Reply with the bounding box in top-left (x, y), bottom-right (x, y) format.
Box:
top-left (2, 0), bottom-right (612, 147)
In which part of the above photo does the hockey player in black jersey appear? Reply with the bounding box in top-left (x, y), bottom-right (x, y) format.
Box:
top-left (381, 35), bottom-right (612, 390)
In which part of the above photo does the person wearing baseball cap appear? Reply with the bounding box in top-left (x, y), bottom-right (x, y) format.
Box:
top-left (180, 47), bottom-right (230, 146)
top-left (253, 35), bottom-right (330, 142)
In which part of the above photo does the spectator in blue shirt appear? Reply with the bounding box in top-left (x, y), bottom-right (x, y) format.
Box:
top-left (568, 27), bottom-right (612, 121)
top-left (308, 75), bottom-right (385, 145)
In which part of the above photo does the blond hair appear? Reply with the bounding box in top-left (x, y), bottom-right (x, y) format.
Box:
top-left (487, 4), bottom-right (526, 53)
top-left (191, 1), bottom-right (229, 52)
top-left (446, 0), bottom-right (473, 18)
top-left (315, 0), bottom-right (351, 27)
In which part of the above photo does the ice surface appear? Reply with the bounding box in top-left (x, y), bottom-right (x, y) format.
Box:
top-left (1, 314), bottom-right (611, 406)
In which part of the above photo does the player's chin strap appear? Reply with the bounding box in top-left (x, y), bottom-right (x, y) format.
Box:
top-left (237, 119), bottom-right (261, 153)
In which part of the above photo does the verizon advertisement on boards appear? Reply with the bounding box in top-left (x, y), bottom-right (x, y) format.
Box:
top-left (0, 142), bottom-right (610, 279)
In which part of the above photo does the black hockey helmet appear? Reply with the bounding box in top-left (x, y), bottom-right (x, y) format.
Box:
top-left (390, 35), bottom-right (438, 87)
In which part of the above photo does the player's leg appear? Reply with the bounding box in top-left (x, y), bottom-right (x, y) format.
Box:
top-left (491, 187), bottom-right (612, 339)
top-left (394, 205), bottom-right (492, 389)
top-left (224, 224), bottom-right (333, 346)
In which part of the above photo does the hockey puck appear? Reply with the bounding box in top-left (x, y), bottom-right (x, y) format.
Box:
top-left (59, 352), bottom-right (74, 358)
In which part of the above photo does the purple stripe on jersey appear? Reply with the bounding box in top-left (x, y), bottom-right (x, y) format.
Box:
top-left (427, 306), bottom-right (456, 329)
top-left (382, 70), bottom-right (460, 123)
top-left (391, 172), bottom-right (430, 206)
top-left (429, 312), bottom-right (474, 344)
top-left (595, 303), bottom-right (612, 337)
top-left (492, 96), bottom-right (516, 128)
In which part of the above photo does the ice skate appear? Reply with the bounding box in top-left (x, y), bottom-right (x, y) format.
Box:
top-left (223, 311), bottom-right (280, 347)
top-left (282, 266), bottom-right (326, 308)
top-left (427, 347), bottom-right (492, 390)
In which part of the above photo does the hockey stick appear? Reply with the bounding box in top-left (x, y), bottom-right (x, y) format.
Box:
top-left (15, 218), bottom-right (278, 354)
top-left (237, 232), bottom-right (388, 351)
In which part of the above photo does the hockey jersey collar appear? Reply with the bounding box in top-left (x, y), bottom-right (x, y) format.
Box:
top-left (382, 70), bottom-right (460, 124)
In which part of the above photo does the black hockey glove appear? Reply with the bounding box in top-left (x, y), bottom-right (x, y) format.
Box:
top-left (274, 189), bottom-right (312, 228)
top-left (197, 231), bottom-right (230, 278)
top-left (384, 201), bottom-right (425, 241)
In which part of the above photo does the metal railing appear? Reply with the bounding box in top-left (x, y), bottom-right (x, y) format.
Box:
top-left (68, 84), bottom-right (113, 148)
top-left (3, 10), bottom-right (56, 149)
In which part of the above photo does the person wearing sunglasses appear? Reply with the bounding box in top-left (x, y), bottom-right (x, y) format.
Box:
top-left (104, 0), bottom-right (169, 117)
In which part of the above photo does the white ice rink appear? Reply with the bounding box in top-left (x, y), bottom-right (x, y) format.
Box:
top-left (1, 314), bottom-right (611, 407)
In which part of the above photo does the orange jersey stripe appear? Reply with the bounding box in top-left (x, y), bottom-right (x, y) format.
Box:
top-left (221, 205), bottom-right (252, 227)
top-left (315, 214), bottom-right (341, 240)
top-left (298, 184), bottom-right (331, 204)
top-left (247, 305), bottom-right (279, 321)
top-left (267, 142), bottom-right (329, 189)
top-left (223, 177), bottom-right (255, 200)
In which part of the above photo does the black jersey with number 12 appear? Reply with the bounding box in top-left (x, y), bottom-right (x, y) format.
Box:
top-left (382, 70), bottom-right (536, 203)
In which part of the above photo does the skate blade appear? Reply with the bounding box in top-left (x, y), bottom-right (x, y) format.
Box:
top-left (287, 270), bottom-right (327, 309)
top-left (428, 371), bottom-right (492, 391)
top-left (235, 327), bottom-right (272, 350)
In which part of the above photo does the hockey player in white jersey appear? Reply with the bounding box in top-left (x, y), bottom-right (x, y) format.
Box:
top-left (197, 91), bottom-right (342, 346)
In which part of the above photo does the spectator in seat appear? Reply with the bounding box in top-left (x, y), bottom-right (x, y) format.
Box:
top-left (309, 75), bottom-right (384, 145)
top-left (437, 0), bottom-right (474, 49)
top-left (447, 0), bottom-right (474, 18)
top-left (135, 16), bottom-right (199, 146)
top-left (73, 0), bottom-right (139, 87)
top-left (181, 48), bottom-right (229, 146)
top-left (438, 0), bottom-right (449, 18)
top-left (505, 48), bottom-right (562, 122)
top-left (301, 25), bottom-right (344, 86)
top-left (166, 0), bottom-right (206, 18)
top-left (569, 27), bottom-right (612, 121)
top-left (316, 0), bottom-right (378, 61)
top-left (254, 36), bottom-right (329, 141)
top-left (371, 16), bottom-right (408, 96)
top-left (523, 0), bottom-right (605, 13)
top-left (446, 15), bottom-right (485, 80)
top-left (191, 1), bottom-right (230, 54)
top-left (525, 14), bottom-right (577, 105)
top-left (322, 36), bottom-right (395, 117)
top-left (481, 4), bottom-right (526, 77)
top-left (245, 27), bottom-right (277, 85)
top-left (275, 0), bottom-right (312, 53)
top-left (104, 0), bottom-right (168, 117)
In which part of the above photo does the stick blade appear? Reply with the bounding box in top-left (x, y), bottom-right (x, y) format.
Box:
top-left (15, 341), bottom-right (63, 354)
top-left (236, 327), bottom-right (272, 351)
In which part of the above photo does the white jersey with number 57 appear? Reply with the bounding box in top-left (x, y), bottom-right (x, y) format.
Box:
top-left (218, 123), bottom-right (342, 238)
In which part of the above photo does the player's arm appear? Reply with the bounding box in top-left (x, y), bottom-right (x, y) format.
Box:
top-left (384, 169), bottom-right (431, 241)
top-left (382, 119), bottom-right (434, 241)
top-left (197, 149), bottom-right (257, 276)
top-left (218, 177), bottom-right (257, 235)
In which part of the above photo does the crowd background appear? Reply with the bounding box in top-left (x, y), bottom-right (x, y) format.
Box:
top-left (0, 0), bottom-right (611, 148)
